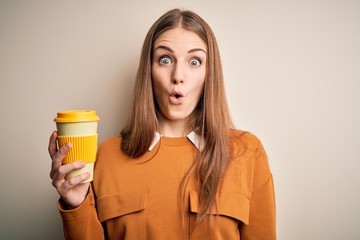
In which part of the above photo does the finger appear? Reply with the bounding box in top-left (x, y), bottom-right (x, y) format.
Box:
top-left (51, 161), bottom-right (85, 182)
top-left (48, 131), bottom-right (58, 157)
top-left (57, 172), bottom-right (91, 195)
top-left (50, 143), bottom-right (72, 179)
top-left (56, 172), bottom-right (90, 199)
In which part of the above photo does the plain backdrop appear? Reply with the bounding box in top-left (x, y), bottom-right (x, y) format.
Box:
top-left (1, 0), bottom-right (359, 239)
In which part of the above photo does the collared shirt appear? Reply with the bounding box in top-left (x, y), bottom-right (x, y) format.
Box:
top-left (58, 130), bottom-right (276, 239)
top-left (148, 131), bottom-right (202, 151)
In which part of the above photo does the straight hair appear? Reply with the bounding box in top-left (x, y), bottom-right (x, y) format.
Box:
top-left (121, 8), bottom-right (233, 225)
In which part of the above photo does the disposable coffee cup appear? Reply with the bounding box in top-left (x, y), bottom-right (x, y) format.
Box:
top-left (54, 110), bottom-right (100, 183)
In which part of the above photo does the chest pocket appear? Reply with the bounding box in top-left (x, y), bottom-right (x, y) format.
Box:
top-left (189, 191), bottom-right (250, 238)
top-left (96, 189), bottom-right (148, 239)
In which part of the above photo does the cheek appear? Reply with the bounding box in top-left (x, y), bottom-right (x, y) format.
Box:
top-left (196, 67), bottom-right (206, 86)
top-left (151, 73), bottom-right (167, 103)
top-left (151, 65), bottom-right (167, 87)
top-left (152, 82), bottom-right (163, 103)
top-left (194, 74), bottom-right (206, 94)
top-left (196, 83), bottom-right (205, 99)
top-left (151, 68), bottom-right (162, 92)
top-left (151, 63), bottom-right (158, 83)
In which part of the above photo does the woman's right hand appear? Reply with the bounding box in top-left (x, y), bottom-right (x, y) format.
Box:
top-left (48, 131), bottom-right (91, 209)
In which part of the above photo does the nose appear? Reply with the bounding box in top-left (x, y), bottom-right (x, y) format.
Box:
top-left (172, 62), bottom-right (184, 84)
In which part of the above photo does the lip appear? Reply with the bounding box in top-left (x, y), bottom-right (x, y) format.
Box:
top-left (169, 91), bottom-right (184, 105)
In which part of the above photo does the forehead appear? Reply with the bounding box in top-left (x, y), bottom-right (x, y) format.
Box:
top-left (153, 27), bottom-right (207, 50)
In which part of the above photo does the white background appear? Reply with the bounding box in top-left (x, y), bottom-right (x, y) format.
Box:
top-left (0, 0), bottom-right (359, 239)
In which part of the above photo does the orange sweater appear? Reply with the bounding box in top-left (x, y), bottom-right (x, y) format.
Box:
top-left (59, 130), bottom-right (276, 239)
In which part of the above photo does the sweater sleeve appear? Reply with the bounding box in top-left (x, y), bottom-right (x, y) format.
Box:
top-left (58, 186), bottom-right (104, 240)
top-left (239, 139), bottom-right (276, 239)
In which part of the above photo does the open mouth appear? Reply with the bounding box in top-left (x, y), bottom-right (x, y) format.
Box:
top-left (171, 91), bottom-right (184, 98)
top-left (170, 91), bottom-right (184, 104)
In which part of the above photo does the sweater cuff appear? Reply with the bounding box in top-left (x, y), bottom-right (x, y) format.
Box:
top-left (58, 192), bottom-right (94, 222)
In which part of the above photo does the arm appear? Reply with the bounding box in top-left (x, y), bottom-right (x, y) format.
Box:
top-left (240, 140), bottom-right (276, 239)
top-left (58, 186), bottom-right (104, 240)
top-left (48, 131), bottom-right (104, 239)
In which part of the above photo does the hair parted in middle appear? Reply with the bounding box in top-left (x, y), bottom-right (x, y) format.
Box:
top-left (121, 8), bottom-right (233, 224)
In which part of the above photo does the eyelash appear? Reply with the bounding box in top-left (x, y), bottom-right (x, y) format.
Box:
top-left (189, 58), bottom-right (201, 66)
top-left (158, 56), bottom-right (202, 66)
top-left (159, 56), bottom-right (172, 65)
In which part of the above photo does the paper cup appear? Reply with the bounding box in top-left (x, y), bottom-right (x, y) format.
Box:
top-left (54, 110), bottom-right (100, 183)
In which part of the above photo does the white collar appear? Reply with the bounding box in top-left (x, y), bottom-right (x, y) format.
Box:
top-left (148, 131), bottom-right (202, 151)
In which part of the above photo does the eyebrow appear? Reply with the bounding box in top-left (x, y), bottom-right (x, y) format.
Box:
top-left (153, 45), bottom-right (207, 54)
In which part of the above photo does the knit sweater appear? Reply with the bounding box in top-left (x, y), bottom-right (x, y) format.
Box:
top-left (58, 130), bottom-right (276, 239)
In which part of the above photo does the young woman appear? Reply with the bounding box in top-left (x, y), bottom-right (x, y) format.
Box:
top-left (49, 8), bottom-right (276, 239)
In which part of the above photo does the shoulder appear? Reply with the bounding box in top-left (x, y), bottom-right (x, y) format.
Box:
top-left (98, 135), bottom-right (121, 150)
top-left (228, 129), bottom-right (272, 191)
top-left (229, 129), bottom-right (264, 155)
top-left (95, 135), bottom-right (131, 171)
top-left (97, 135), bottom-right (124, 159)
top-left (229, 129), bottom-right (269, 170)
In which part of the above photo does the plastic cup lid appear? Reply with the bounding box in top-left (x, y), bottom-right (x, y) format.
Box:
top-left (54, 110), bottom-right (100, 123)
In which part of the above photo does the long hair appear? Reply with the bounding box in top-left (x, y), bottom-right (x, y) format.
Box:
top-left (121, 8), bottom-right (233, 224)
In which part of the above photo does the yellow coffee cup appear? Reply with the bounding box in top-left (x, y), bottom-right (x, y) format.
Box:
top-left (54, 110), bottom-right (100, 182)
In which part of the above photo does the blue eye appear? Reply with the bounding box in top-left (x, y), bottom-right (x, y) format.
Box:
top-left (189, 59), bottom-right (201, 67)
top-left (159, 56), bottom-right (172, 65)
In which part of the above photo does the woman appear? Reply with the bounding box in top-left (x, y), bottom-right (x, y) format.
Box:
top-left (49, 8), bottom-right (276, 239)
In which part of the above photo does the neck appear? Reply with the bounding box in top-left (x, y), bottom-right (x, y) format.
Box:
top-left (158, 117), bottom-right (191, 138)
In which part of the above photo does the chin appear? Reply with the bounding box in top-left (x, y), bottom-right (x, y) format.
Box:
top-left (168, 115), bottom-right (188, 121)
top-left (165, 112), bottom-right (191, 121)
